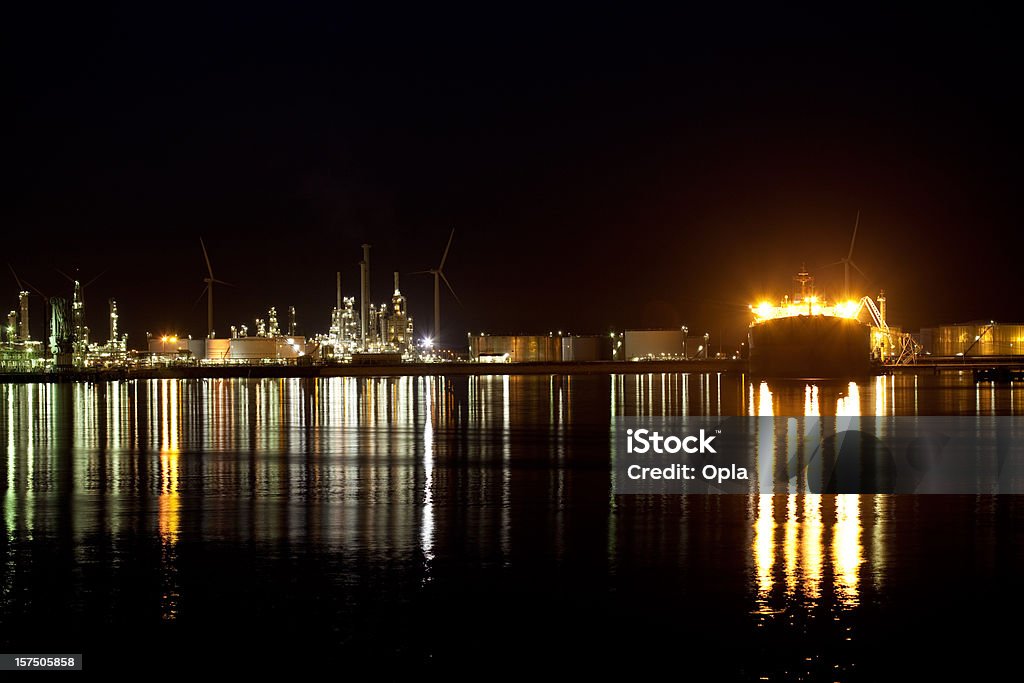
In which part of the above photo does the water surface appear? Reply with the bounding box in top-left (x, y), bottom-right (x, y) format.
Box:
top-left (2, 373), bottom-right (1022, 677)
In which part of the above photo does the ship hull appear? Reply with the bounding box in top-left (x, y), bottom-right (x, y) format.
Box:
top-left (748, 315), bottom-right (871, 378)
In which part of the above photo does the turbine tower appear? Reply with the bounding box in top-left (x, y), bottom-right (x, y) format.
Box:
top-left (199, 239), bottom-right (232, 338)
top-left (835, 211), bottom-right (867, 297)
top-left (415, 229), bottom-right (461, 343)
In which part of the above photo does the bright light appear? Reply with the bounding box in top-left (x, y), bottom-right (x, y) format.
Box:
top-left (754, 301), bottom-right (775, 320)
top-left (421, 337), bottom-right (434, 349)
top-left (835, 300), bottom-right (861, 319)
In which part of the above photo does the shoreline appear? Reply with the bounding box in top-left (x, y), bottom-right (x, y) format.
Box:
top-left (2, 357), bottom-right (1023, 383)
top-left (0, 359), bottom-right (742, 383)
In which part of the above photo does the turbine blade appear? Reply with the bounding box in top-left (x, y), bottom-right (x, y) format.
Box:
top-left (410, 270), bottom-right (433, 275)
top-left (55, 267), bottom-right (74, 283)
top-left (820, 260), bottom-right (845, 269)
top-left (21, 278), bottom-right (45, 298)
top-left (201, 238), bottom-right (214, 278)
top-left (850, 260), bottom-right (869, 281)
top-left (848, 210), bottom-right (860, 259)
top-left (212, 279), bottom-right (234, 287)
top-left (438, 228), bottom-right (455, 270)
top-left (440, 272), bottom-right (462, 306)
top-left (193, 285), bottom-right (209, 307)
top-left (8, 264), bottom-right (24, 289)
top-left (83, 270), bottom-right (105, 288)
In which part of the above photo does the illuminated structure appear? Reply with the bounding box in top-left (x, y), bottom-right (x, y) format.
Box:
top-left (749, 267), bottom-right (919, 368)
top-left (384, 272), bottom-right (413, 352)
top-left (921, 322), bottom-right (1024, 357)
top-left (71, 280), bottom-right (89, 360)
top-left (0, 290), bottom-right (44, 371)
top-left (18, 291), bottom-right (29, 341)
top-left (748, 267), bottom-right (872, 377)
top-left (49, 296), bottom-right (73, 368)
top-left (319, 247), bottom-right (416, 361)
top-left (470, 334), bottom-right (563, 362)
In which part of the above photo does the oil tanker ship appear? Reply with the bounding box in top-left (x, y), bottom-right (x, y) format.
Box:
top-left (748, 267), bottom-right (872, 378)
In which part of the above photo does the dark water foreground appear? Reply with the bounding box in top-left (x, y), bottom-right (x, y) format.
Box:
top-left (1, 374), bottom-right (1023, 678)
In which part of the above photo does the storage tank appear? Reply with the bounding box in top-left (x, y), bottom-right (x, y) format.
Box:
top-left (229, 336), bottom-right (307, 360)
top-left (470, 334), bottom-right (562, 362)
top-left (923, 322), bottom-right (1024, 356)
top-left (206, 338), bottom-right (231, 361)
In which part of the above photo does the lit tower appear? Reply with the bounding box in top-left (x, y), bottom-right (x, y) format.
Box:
top-left (18, 291), bottom-right (29, 341)
top-left (878, 290), bottom-right (887, 327)
top-left (268, 307), bottom-right (280, 336)
top-left (388, 271), bottom-right (410, 351)
top-left (109, 298), bottom-right (118, 344)
top-left (72, 280), bottom-right (85, 341)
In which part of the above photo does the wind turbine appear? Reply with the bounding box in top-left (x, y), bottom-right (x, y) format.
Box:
top-left (829, 211), bottom-right (868, 297)
top-left (414, 229), bottom-right (461, 344)
top-left (199, 239), bottom-right (232, 338)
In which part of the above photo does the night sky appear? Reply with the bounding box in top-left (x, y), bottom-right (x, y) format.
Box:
top-left (4, 5), bottom-right (1021, 349)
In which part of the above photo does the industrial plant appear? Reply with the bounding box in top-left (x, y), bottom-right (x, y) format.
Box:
top-left (3, 220), bottom-right (1023, 378)
top-left (1, 235), bottom-right (444, 373)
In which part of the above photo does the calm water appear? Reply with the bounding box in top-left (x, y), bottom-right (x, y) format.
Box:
top-left (2, 373), bottom-right (1023, 677)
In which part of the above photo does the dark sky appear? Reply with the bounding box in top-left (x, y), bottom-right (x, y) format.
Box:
top-left (4, 4), bottom-right (1021, 349)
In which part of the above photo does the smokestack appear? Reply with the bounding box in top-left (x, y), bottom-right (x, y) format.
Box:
top-left (359, 260), bottom-right (368, 346)
top-left (18, 291), bottom-right (29, 341)
top-left (878, 290), bottom-right (887, 327)
top-left (394, 271), bottom-right (400, 294)
top-left (336, 271), bottom-right (342, 311)
top-left (361, 244), bottom-right (371, 347)
top-left (289, 305), bottom-right (296, 336)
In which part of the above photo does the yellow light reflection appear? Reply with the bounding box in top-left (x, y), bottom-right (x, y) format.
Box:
top-left (421, 377), bottom-right (435, 574)
top-left (757, 381), bottom-right (774, 417)
top-left (804, 384), bottom-right (819, 417)
top-left (158, 380), bottom-right (181, 623)
top-left (802, 494), bottom-right (823, 601)
top-left (783, 495), bottom-right (798, 596)
top-left (833, 494), bottom-right (862, 607)
top-left (836, 381), bottom-right (861, 416)
top-left (753, 494), bottom-right (775, 613)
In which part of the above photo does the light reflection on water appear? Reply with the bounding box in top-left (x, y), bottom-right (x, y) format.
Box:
top-left (1, 372), bottom-right (1023, 675)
